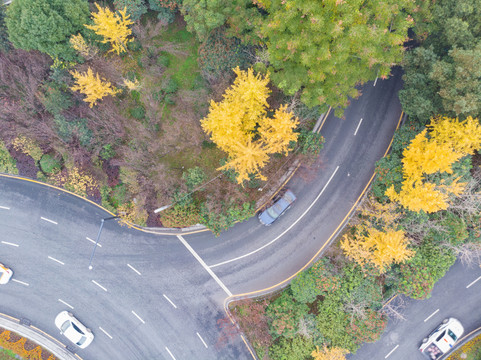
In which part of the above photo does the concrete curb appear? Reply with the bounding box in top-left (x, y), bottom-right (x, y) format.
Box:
top-left (0, 313), bottom-right (80, 360)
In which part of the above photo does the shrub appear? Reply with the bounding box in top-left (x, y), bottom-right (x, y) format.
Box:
top-left (100, 144), bottom-right (116, 160)
top-left (159, 202), bottom-right (201, 228)
top-left (156, 53), bottom-right (170, 67)
top-left (12, 136), bottom-right (43, 162)
top-left (266, 292), bottom-right (309, 339)
top-left (268, 336), bottom-right (314, 360)
top-left (295, 129), bottom-right (325, 156)
top-left (53, 115), bottom-right (93, 147)
top-left (148, 0), bottom-right (177, 24)
top-left (0, 141), bottom-right (18, 174)
top-left (129, 105), bottom-right (146, 120)
top-left (182, 166), bottom-right (206, 191)
top-left (393, 239), bottom-right (456, 299)
top-left (200, 201), bottom-right (255, 236)
top-left (39, 154), bottom-right (61, 174)
top-left (198, 27), bottom-right (249, 82)
top-left (114, 0), bottom-right (148, 21)
top-left (38, 82), bottom-right (73, 115)
top-left (127, 38), bottom-right (142, 52)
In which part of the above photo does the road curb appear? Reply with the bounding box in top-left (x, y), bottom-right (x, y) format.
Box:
top-left (0, 313), bottom-right (80, 360)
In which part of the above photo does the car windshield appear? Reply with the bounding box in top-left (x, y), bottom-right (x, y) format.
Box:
top-left (436, 330), bottom-right (446, 342)
top-left (448, 329), bottom-right (457, 341)
top-left (266, 207), bottom-right (280, 219)
top-left (61, 321), bottom-right (70, 332)
top-left (72, 322), bottom-right (85, 335)
top-left (77, 336), bottom-right (87, 346)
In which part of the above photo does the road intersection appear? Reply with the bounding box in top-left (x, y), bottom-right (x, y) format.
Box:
top-left (2, 67), bottom-right (468, 360)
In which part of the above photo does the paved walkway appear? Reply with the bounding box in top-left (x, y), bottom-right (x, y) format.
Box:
top-left (0, 313), bottom-right (79, 360)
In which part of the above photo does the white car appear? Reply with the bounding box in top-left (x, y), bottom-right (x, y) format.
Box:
top-left (0, 263), bottom-right (13, 284)
top-left (419, 318), bottom-right (464, 359)
top-left (55, 311), bottom-right (94, 349)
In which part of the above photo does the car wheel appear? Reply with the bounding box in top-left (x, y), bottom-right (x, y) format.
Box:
top-left (68, 312), bottom-right (73, 317)
top-left (422, 338), bottom-right (428, 343)
top-left (442, 318), bottom-right (449, 324)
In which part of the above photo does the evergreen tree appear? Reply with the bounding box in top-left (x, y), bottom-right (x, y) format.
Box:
top-left (5, 0), bottom-right (90, 61)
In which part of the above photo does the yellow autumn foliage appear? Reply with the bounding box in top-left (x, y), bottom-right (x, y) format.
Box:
top-left (341, 227), bottom-right (413, 273)
top-left (55, 167), bottom-right (98, 198)
top-left (12, 135), bottom-right (43, 162)
top-left (123, 78), bottom-right (140, 91)
top-left (387, 116), bottom-right (481, 213)
top-left (70, 67), bottom-right (120, 107)
top-left (85, 3), bottom-right (133, 55)
top-left (311, 345), bottom-right (349, 360)
top-left (201, 67), bottom-right (299, 184)
top-left (118, 200), bottom-right (148, 227)
top-left (69, 33), bottom-right (97, 58)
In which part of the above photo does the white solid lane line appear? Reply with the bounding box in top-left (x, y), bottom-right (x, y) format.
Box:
top-left (196, 332), bottom-right (208, 348)
top-left (2, 241), bottom-right (19, 247)
top-left (86, 237), bottom-right (102, 247)
top-left (210, 166), bottom-right (340, 268)
top-left (48, 256), bottom-right (65, 265)
top-left (466, 275), bottom-right (481, 288)
top-left (354, 118), bottom-right (363, 136)
top-left (177, 235), bottom-right (232, 297)
top-left (131, 310), bottom-right (145, 324)
top-left (58, 299), bottom-right (74, 309)
top-left (373, 77), bottom-right (378, 87)
top-left (127, 263), bottom-right (141, 275)
top-left (165, 347), bottom-right (177, 360)
top-left (424, 309), bottom-right (439, 322)
top-left (91, 280), bottom-right (107, 292)
top-left (0, 206), bottom-right (10, 210)
top-left (12, 279), bottom-right (29, 286)
top-left (163, 294), bottom-right (177, 309)
top-left (385, 344), bottom-right (399, 358)
top-left (41, 217), bottom-right (58, 225)
top-left (99, 327), bottom-right (113, 339)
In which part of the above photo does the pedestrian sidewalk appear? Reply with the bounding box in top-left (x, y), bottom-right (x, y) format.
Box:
top-left (0, 313), bottom-right (79, 360)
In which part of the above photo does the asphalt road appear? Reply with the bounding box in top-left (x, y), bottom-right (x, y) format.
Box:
top-left (350, 259), bottom-right (481, 360)
top-left (1, 67), bottom-right (410, 360)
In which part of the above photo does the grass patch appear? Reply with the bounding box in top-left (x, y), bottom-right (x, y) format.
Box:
top-left (0, 348), bottom-right (17, 360)
top-left (448, 334), bottom-right (481, 359)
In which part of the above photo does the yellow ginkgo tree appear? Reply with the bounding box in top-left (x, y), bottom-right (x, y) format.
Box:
top-left (201, 67), bottom-right (299, 184)
top-left (387, 116), bottom-right (481, 213)
top-left (311, 345), bottom-right (349, 360)
top-left (85, 3), bottom-right (133, 55)
top-left (341, 228), bottom-right (414, 273)
top-left (70, 67), bottom-right (120, 107)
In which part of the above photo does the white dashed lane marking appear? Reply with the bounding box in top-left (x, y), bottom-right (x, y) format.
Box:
top-left (2, 241), bottom-right (19, 247)
top-left (48, 256), bottom-right (65, 265)
top-left (131, 310), bottom-right (145, 324)
top-left (127, 264), bottom-right (141, 275)
top-left (41, 217), bottom-right (58, 225)
top-left (385, 344), bottom-right (399, 358)
top-left (424, 309), bottom-right (439, 322)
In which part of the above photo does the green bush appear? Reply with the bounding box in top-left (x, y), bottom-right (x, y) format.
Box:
top-left (163, 77), bottom-right (178, 94)
top-left (0, 141), bottom-right (18, 174)
top-left (372, 154), bottom-right (403, 202)
top-left (201, 201), bottom-right (255, 236)
top-left (182, 166), bottom-right (206, 191)
top-left (268, 336), bottom-right (314, 360)
top-left (114, 0), bottom-right (147, 21)
top-left (100, 144), bottom-right (116, 160)
top-left (147, 0), bottom-right (177, 24)
top-left (129, 105), bottom-right (146, 120)
top-left (39, 82), bottom-right (73, 115)
top-left (393, 238), bottom-right (456, 299)
top-left (156, 53), bottom-right (170, 67)
top-left (39, 154), bottom-right (61, 174)
top-left (0, 4), bottom-right (12, 53)
top-left (201, 140), bottom-right (216, 149)
top-left (198, 27), bottom-right (250, 82)
top-left (53, 115), bottom-right (93, 147)
top-left (295, 129), bottom-right (325, 156)
top-left (128, 38), bottom-right (142, 52)
top-left (266, 292), bottom-right (309, 339)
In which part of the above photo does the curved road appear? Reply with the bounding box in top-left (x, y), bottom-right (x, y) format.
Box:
top-left (1, 67), bottom-right (410, 359)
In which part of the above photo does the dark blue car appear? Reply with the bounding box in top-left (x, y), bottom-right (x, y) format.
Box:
top-left (258, 189), bottom-right (296, 226)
